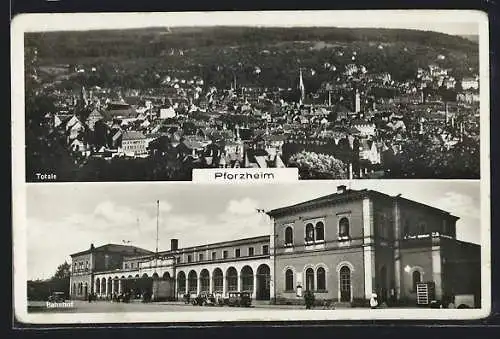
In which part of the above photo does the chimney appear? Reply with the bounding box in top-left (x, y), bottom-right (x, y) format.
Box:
top-left (337, 185), bottom-right (347, 194)
top-left (90, 243), bottom-right (95, 250)
top-left (171, 239), bottom-right (179, 251)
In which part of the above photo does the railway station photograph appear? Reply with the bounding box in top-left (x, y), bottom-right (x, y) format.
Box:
top-left (24, 180), bottom-right (483, 313)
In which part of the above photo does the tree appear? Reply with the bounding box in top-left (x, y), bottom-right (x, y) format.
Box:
top-left (289, 151), bottom-right (348, 179)
top-left (52, 261), bottom-right (71, 280)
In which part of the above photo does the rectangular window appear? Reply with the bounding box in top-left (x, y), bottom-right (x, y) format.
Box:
top-left (125, 263), bottom-right (129, 269)
top-left (198, 253), bottom-right (204, 261)
top-left (187, 255), bottom-right (192, 263)
top-left (262, 245), bottom-right (269, 255)
top-left (248, 247), bottom-right (254, 256)
top-left (223, 250), bottom-right (228, 259)
top-left (212, 252), bottom-right (217, 260)
top-left (235, 249), bottom-right (241, 258)
top-left (176, 257), bottom-right (181, 264)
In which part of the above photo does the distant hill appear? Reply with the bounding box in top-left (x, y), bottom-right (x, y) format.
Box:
top-left (26, 26), bottom-right (478, 56)
top-left (460, 34), bottom-right (479, 43)
top-left (25, 26), bottom-right (479, 90)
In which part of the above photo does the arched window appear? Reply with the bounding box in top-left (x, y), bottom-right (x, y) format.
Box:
top-left (200, 269), bottom-right (210, 292)
top-left (285, 226), bottom-right (293, 245)
top-left (285, 269), bottom-right (294, 291)
top-left (305, 223), bottom-right (314, 242)
top-left (412, 270), bottom-right (422, 291)
top-left (226, 267), bottom-right (238, 292)
top-left (339, 217), bottom-right (350, 238)
top-left (188, 271), bottom-right (197, 294)
top-left (177, 272), bottom-right (186, 294)
top-left (339, 266), bottom-right (351, 302)
top-left (315, 222), bottom-right (325, 241)
top-left (317, 267), bottom-right (326, 291)
top-left (241, 266), bottom-right (254, 292)
top-left (305, 268), bottom-right (314, 291)
top-left (212, 268), bottom-right (223, 293)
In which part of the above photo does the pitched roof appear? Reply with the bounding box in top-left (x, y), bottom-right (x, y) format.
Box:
top-left (122, 130), bottom-right (146, 140)
top-left (70, 244), bottom-right (153, 257)
top-left (267, 189), bottom-right (459, 220)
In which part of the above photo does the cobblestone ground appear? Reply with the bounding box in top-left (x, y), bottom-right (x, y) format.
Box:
top-left (28, 300), bottom-right (309, 313)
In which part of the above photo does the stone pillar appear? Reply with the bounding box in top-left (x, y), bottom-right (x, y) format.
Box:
top-left (222, 273), bottom-right (227, 297)
top-left (111, 279), bottom-right (115, 295)
top-left (209, 273), bottom-right (214, 293)
top-left (185, 277), bottom-right (188, 295)
top-left (252, 273), bottom-right (258, 299)
top-left (432, 245), bottom-right (443, 300)
top-left (393, 198), bottom-right (402, 300)
top-left (362, 197), bottom-right (375, 300)
top-left (118, 279), bottom-right (123, 294)
top-left (196, 275), bottom-right (201, 295)
top-left (269, 215), bottom-right (276, 300)
top-left (105, 278), bottom-right (109, 296)
top-left (237, 271), bottom-right (241, 292)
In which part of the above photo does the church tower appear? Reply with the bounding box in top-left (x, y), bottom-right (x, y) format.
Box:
top-left (354, 88), bottom-right (361, 113)
top-left (298, 68), bottom-right (305, 105)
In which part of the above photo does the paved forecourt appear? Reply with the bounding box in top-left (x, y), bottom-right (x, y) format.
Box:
top-left (28, 300), bottom-right (304, 313)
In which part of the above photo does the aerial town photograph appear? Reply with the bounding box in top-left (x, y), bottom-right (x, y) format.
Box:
top-left (24, 25), bottom-right (480, 182)
top-left (25, 181), bottom-right (481, 314)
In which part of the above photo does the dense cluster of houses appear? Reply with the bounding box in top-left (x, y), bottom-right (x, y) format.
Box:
top-left (35, 55), bottom-right (479, 177)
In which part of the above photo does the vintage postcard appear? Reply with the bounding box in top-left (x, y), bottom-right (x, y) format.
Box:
top-left (13, 11), bottom-right (486, 182)
top-left (11, 10), bottom-right (490, 324)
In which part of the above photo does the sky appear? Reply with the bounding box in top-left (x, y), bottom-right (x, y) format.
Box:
top-left (14, 10), bottom-right (484, 36)
top-left (24, 180), bottom-right (481, 280)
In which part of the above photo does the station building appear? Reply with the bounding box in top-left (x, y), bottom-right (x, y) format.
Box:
top-left (70, 236), bottom-right (271, 301)
top-left (69, 186), bottom-right (481, 305)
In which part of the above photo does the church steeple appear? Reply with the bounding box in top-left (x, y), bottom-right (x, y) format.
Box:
top-left (298, 68), bottom-right (305, 105)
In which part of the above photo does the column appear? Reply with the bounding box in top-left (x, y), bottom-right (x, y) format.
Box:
top-left (196, 275), bottom-right (201, 295)
top-left (362, 197), bottom-right (375, 300)
top-left (222, 273), bottom-right (227, 296)
top-left (118, 279), bottom-right (123, 294)
top-left (237, 271), bottom-right (241, 292)
top-left (105, 278), bottom-right (109, 296)
top-left (393, 199), bottom-right (402, 300)
top-left (432, 245), bottom-right (443, 300)
top-left (252, 272), bottom-right (257, 299)
top-left (111, 279), bottom-right (115, 295)
top-left (269, 215), bottom-right (276, 300)
top-left (209, 273), bottom-right (214, 293)
top-left (185, 277), bottom-right (188, 295)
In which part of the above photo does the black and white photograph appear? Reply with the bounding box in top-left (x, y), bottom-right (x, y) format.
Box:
top-left (11, 10), bottom-right (491, 325)
top-left (18, 180), bottom-right (487, 323)
top-left (16, 10), bottom-right (487, 182)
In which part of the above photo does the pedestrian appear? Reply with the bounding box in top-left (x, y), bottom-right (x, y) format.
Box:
top-left (370, 292), bottom-right (378, 309)
top-left (304, 290), bottom-right (315, 310)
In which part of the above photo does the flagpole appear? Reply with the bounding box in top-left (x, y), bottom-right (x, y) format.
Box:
top-left (156, 200), bottom-right (159, 259)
